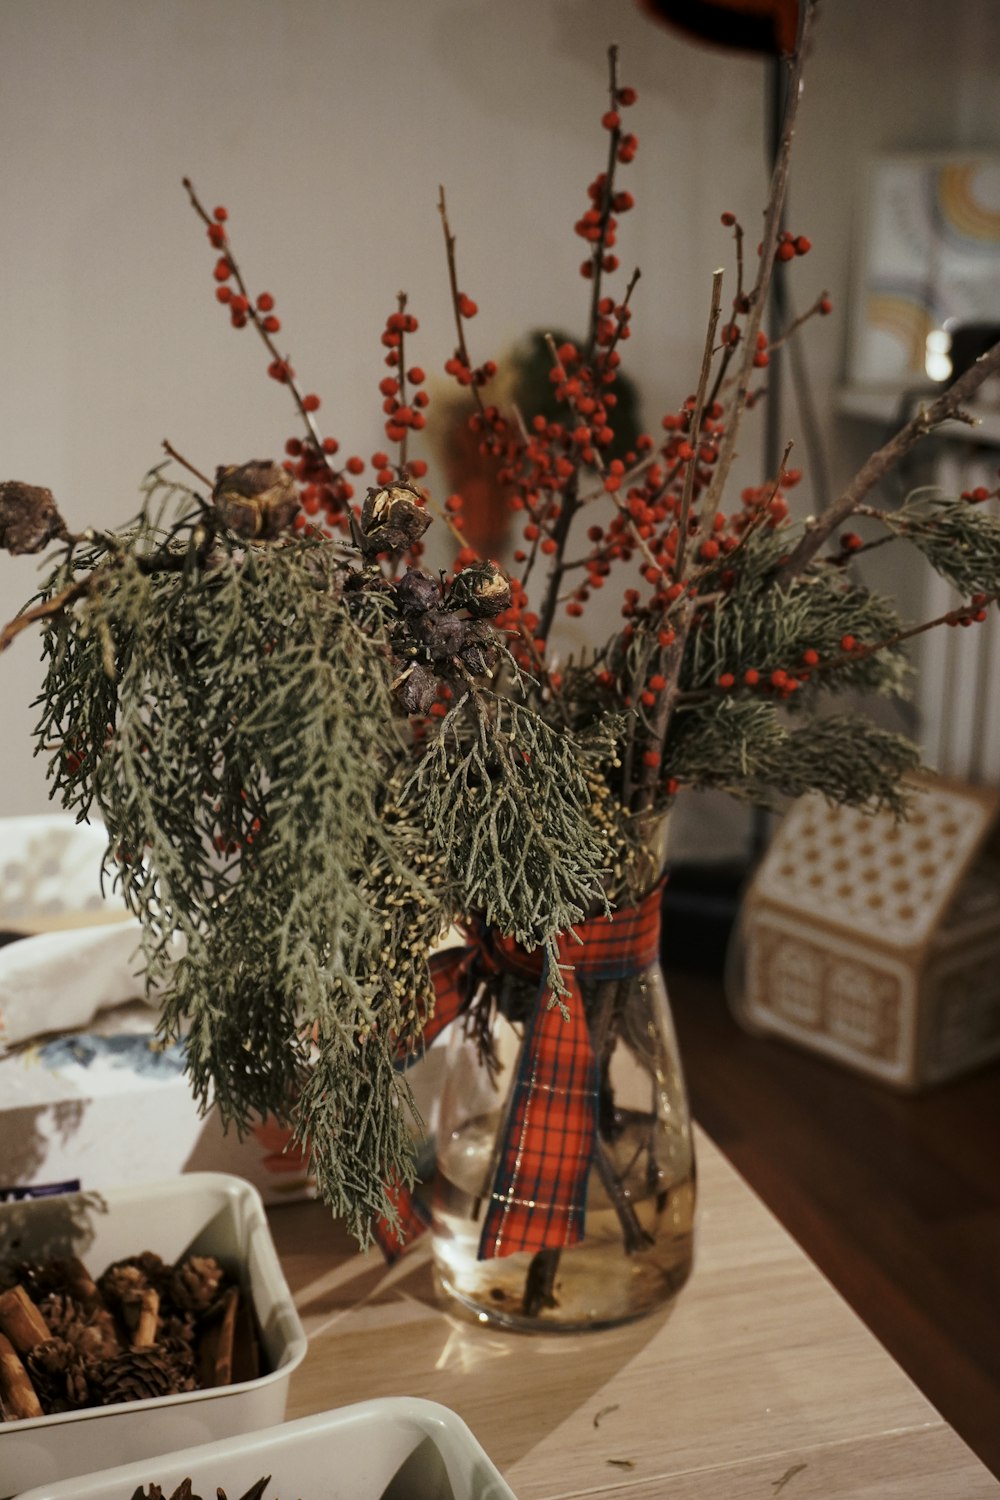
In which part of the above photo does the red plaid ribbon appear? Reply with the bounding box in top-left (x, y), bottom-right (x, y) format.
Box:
top-left (375, 885), bottom-right (663, 1261)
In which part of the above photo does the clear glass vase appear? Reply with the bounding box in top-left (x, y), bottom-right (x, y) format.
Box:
top-left (431, 892), bottom-right (696, 1332)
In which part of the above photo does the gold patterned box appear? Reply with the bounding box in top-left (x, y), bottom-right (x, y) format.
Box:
top-left (733, 777), bottom-right (1000, 1090)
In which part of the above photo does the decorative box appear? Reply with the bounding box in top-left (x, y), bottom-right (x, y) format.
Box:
top-left (732, 777), bottom-right (1000, 1089)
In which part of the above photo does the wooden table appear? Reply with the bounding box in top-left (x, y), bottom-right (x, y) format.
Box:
top-left (267, 1126), bottom-right (1000, 1498)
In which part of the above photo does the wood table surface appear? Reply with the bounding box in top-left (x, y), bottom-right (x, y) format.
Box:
top-left (267, 1125), bottom-right (1000, 1498)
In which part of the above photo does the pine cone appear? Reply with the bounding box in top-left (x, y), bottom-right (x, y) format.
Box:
top-left (0, 480), bottom-right (70, 555)
top-left (36, 1290), bottom-right (120, 1359)
top-left (26, 1337), bottom-right (93, 1414)
top-left (169, 1255), bottom-right (228, 1315)
top-left (93, 1348), bottom-right (195, 1406)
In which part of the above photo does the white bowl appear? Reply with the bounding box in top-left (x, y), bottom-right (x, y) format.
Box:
top-left (0, 1173), bottom-right (306, 1496)
top-left (11, 1398), bottom-right (517, 1500)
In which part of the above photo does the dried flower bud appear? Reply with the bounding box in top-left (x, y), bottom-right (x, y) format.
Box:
top-left (447, 561), bottom-right (511, 617)
top-left (0, 481), bottom-right (70, 555)
top-left (213, 461), bottom-right (299, 540)
top-left (359, 484), bottom-right (430, 556)
top-left (393, 568), bottom-right (440, 615)
top-left (394, 661), bottom-right (438, 715)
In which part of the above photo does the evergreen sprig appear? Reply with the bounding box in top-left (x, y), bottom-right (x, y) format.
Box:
top-left (886, 493), bottom-right (1000, 596)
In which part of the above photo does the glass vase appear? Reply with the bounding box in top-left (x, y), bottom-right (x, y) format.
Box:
top-left (430, 884), bottom-right (696, 1332)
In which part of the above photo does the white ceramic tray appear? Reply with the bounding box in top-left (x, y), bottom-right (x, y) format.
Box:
top-left (11, 1397), bottom-right (517, 1500)
top-left (0, 1173), bottom-right (307, 1496)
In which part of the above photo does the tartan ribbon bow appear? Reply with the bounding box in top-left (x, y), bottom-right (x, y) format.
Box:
top-left (376, 883), bottom-right (664, 1261)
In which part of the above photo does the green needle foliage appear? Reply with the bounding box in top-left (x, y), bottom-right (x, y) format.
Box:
top-left (26, 475), bottom-right (613, 1243)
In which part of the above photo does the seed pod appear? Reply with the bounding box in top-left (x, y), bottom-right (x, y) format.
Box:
top-left (213, 461), bottom-right (299, 540)
top-left (394, 662), bottom-right (438, 715)
top-left (447, 560), bottom-right (511, 617)
top-left (415, 609), bottom-right (466, 662)
top-left (359, 484), bottom-right (430, 556)
top-left (0, 481), bottom-right (70, 555)
top-left (458, 619), bottom-right (499, 677)
top-left (393, 568), bottom-right (440, 615)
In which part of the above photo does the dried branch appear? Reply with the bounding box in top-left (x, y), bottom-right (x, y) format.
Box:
top-left (777, 338), bottom-right (1000, 581)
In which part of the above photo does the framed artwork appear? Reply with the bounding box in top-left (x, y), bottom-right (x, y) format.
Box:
top-left (847, 153), bottom-right (1000, 389)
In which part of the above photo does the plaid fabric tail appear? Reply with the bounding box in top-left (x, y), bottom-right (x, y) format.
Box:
top-left (476, 964), bottom-right (598, 1259)
top-left (377, 883), bottom-right (664, 1262)
top-left (476, 882), bottom-right (664, 1261)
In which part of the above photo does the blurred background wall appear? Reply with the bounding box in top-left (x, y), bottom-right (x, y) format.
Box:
top-left (2, 0), bottom-right (1000, 826)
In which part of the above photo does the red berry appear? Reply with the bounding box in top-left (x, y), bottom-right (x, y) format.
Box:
top-left (794, 235), bottom-right (812, 255)
top-left (601, 110), bottom-right (621, 130)
top-left (840, 532), bottom-right (862, 552)
top-left (840, 635), bottom-right (857, 653)
top-left (257, 292), bottom-right (275, 311)
top-left (743, 668), bottom-right (760, 686)
top-left (642, 750), bottom-right (660, 769)
top-left (213, 259), bottom-right (232, 282)
top-left (346, 455), bottom-right (364, 475)
top-left (213, 206), bottom-right (228, 222)
top-left (776, 241), bottom-right (796, 262)
top-left (617, 86), bottom-right (638, 107)
top-left (801, 648), bottom-right (820, 667)
top-left (408, 459), bottom-right (428, 479)
top-left (819, 295), bottom-right (833, 315)
top-left (262, 315), bottom-right (281, 334)
top-left (458, 294), bottom-right (478, 319)
top-left (721, 212), bottom-right (737, 227)
top-left (302, 393), bottom-right (321, 412)
top-left (718, 673), bottom-right (735, 690)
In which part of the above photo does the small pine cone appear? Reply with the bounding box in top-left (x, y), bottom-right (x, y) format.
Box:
top-left (93, 1348), bottom-right (195, 1407)
top-left (36, 1292), bottom-right (87, 1340)
top-left (169, 1255), bottom-right (228, 1315)
top-left (98, 1261), bottom-right (149, 1310)
top-left (26, 1337), bottom-right (93, 1414)
top-left (0, 480), bottom-right (70, 555)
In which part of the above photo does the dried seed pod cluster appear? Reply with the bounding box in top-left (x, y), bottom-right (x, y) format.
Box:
top-left (129, 1479), bottom-right (271, 1500)
top-left (0, 1249), bottom-right (260, 1422)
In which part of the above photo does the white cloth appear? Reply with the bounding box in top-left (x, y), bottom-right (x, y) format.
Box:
top-left (0, 816), bottom-right (147, 1051)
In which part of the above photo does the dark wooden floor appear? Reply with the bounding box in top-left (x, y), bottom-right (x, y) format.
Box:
top-left (664, 964), bottom-right (1000, 1480)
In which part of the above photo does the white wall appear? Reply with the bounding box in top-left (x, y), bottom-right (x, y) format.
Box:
top-left (2, 0), bottom-right (1000, 827)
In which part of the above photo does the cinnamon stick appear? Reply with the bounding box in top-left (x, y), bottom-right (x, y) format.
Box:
top-left (62, 1256), bottom-right (101, 1309)
top-left (0, 1330), bottom-right (43, 1420)
top-left (0, 1285), bottom-right (50, 1355)
top-left (124, 1286), bottom-right (160, 1350)
top-left (196, 1286), bottom-right (239, 1388)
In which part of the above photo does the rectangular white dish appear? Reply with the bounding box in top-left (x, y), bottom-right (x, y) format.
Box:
top-left (0, 1172), bottom-right (307, 1497)
top-left (11, 1397), bottom-right (517, 1500)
